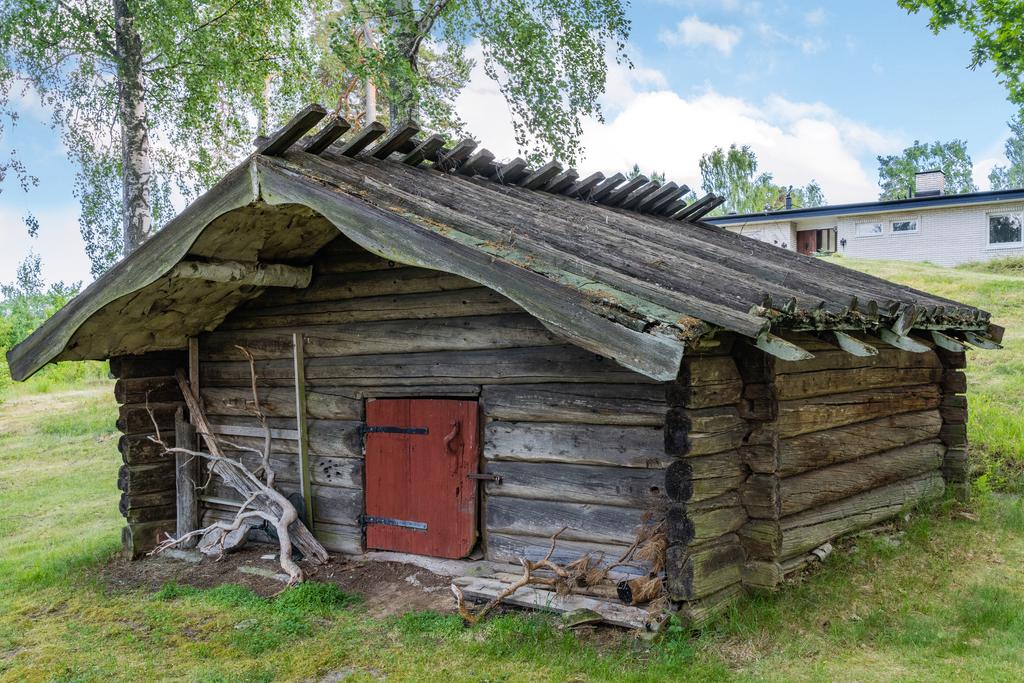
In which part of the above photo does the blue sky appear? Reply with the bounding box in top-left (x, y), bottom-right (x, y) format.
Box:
top-left (0, 0), bottom-right (1017, 287)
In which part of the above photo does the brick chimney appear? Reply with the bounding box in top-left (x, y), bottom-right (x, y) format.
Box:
top-left (914, 169), bottom-right (946, 197)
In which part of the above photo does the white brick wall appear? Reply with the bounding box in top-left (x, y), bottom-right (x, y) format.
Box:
top-left (722, 201), bottom-right (1024, 266)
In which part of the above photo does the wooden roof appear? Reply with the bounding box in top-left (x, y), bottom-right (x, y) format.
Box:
top-left (6, 104), bottom-right (1001, 382)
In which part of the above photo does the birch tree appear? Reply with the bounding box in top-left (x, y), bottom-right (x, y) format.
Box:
top-left (0, 0), bottom-right (328, 275)
top-left (329, 0), bottom-right (632, 164)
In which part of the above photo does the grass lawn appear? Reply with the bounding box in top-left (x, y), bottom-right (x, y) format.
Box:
top-left (1, 257), bottom-right (1023, 682)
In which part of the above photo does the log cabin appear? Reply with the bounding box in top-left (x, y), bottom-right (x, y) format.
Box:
top-left (6, 105), bottom-right (1003, 627)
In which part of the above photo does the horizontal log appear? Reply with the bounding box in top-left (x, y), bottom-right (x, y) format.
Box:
top-left (485, 533), bottom-right (647, 578)
top-left (934, 348), bottom-right (967, 369)
top-left (312, 522), bottom-right (362, 555)
top-left (745, 472), bottom-right (945, 561)
top-left (117, 463), bottom-right (176, 495)
top-left (776, 441), bottom-right (944, 516)
top-left (200, 386), bottom-right (362, 420)
top-left (943, 370), bottom-right (967, 393)
top-left (110, 351), bottom-right (186, 379)
top-left (942, 447), bottom-right (969, 483)
top-left (939, 423), bottom-right (967, 448)
top-left (115, 376), bottom-right (181, 404)
top-left (168, 259), bottom-right (312, 288)
top-left (665, 406), bottom-right (747, 457)
top-left (775, 366), bottom-right (944, 401)
top-left (119, 433), bottom-right (176, 465)
top-left (201, 314), bottom-right (560, 360)
top-left (669, 356), bottom-right (744, 409)
top-left (120, 489), bottom-right (176, 510)
top-left (117, 403), bottom-right (183, 436)
top-left (676, 582), bottom-right (744, 627)
top-left (485, 497), bottom-right (648, 545)
top-left (200, 345), bottom-right (651, 387)
top-left (777, 385), bottom-right (942, 438)
top-left (939, 405), bottom-right (967, 424)
top-left (484, 421), bottom-right (669, 468)
top-left (483, 461), bottom-right (665, 507)
top-left (689, 493), bottom-right (747, 543)
top-left (316, 250), bottom-right (402, 274)
top-left (252, 267), bottom-right (477, 307)
top-left (666, 534), bottom-right (744, 600)
top-left (208, 416), bottom-right (362, 458)
top-left (740, 560), bottom-right (783, 589)
top-left (740, 474), bottom-right (779, 519)
top-left (122, 502), bottom-right (177, 524)
top-left (201, 479), bottom-right (362, 527)
top-left (776, 410), bottom-right (942, 477)
top-left (122, 521), bottom-right (176, 559)
top-left (774, 347), bottom-right (940, 374)
top-left (221, 287), bottom-right (523, 330)
top-left (480, 383), bottom-right (667, 426)
top-left (665, 452), bottom-right (747, 504)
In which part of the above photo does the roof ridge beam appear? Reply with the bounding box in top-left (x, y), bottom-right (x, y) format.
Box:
top-left (256, 103), bottom-right (327, 156)
top-left (369, 121), bottom-right (421, 159)
top-left (302, 116), bottom-right (351, 155)
top-left (337, 121), bottom-right (386, 157)
top-left (402, 134), bottom-right (446, 166)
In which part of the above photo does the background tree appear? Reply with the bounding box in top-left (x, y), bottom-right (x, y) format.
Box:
top-left (626, 163), bottom-right (666, 184)
top-left (876, 139), bottom-right (977, 199)
top-left (329, 0), bottom-right (631, 165)
top-left (900, 0), bottom-right (1024, 108)
top-left (989, 113), bottom-right (1024, 190)
top-left (0, 0), bottom-right (329, 275)
top-left (698, 144), bottom-right (825, 215)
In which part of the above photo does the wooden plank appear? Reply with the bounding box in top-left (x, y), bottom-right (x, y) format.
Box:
top-left (117, 402), bottom-right (183, 435)
top-left (337, 121), bottom-right (386, 157)
top-left (118, 462), bottom-right (175, 495)
top-left (114, 376), bottom-right (180, 404)
top-left (775, 347), bottom-right (940, 374)
top-left (293, 333), bottom-right (314, 528)
top-left (830, 330), bottom-right (878, 357)
top-left (563, 171), bottom-right (604, 198)
top-left (252, 268), bottom-right (477, 308)
top-left (480, 383), bottom-right (667, 426)
top-left (543, 169), bottom-right (579, 194)
top-left (174, 407), bottom-right (199, 546)
top-left (618, 181), bottom-right (660, 210)
top-left (120, 433), bottom-right (176, 465)
top-left (435, 138), bottom-right (477, 171)
top-left (519, 161), bottom-right (562, 190)
top-left (208, 417), bottom-right (362, 458)
top-left (452, 576), bottom-right (654, 630)
top-left (457, 148), bottom-right (496, 176)
top-left (494, 158), bottom-right (528, 184)
top-left (483, 460), bottom-right (665, 507)
top-left (665, 452), bottom-right (747, 504)
top-left (601, 175), bottom-right (647, 207)
top-left (255, 103), bottom-right (327, 156)
top-left (484, 421), bottom-right (670, 468)
top-left (369, 121), bottom-right (421, 159)
top-left (588, 173), bottom-right (626, 202)
top-left (777, 385), bottom-right (942, 438)
top-left (303, 116), bottom-right (351, 155)
top-left (312, 522), bottom-right (362, 555)
top-left (776, 410), bottom-right (943, 477)
top-left (877, 328), bottom-right (931, 352)
top-left (675, 583), bottom-right (744, 627)
top-left (401, 134), bottom-right (446, 166)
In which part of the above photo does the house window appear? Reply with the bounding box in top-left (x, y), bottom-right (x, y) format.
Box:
top-left (891, 219), bottom-right (919, 234)
top-left (855, 221), bottom-right (883, 237)
top-left (989, 213), bottom-right (1023, 247)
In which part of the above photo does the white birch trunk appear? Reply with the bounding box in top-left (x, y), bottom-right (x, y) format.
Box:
top-left (113, 0), bottom-right (155, 254)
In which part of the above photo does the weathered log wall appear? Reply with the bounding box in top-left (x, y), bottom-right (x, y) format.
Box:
top-left (198, 236), bottom-right (668, 566)
top-left (935, 347), bottom-right (969, 498)
top-left (111, 350), bottom-right (187, 557)
top-left (663, 332), bottom-right (953, 622)
top-left (735, 333), bottom-right (947, 591)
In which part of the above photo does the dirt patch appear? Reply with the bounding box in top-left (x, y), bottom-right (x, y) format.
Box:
top-left (101, 547), bottom-right (456, 617)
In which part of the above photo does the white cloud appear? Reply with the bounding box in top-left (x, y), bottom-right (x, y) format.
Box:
top-left (659, 16), bottom-right (742, 56)
top-left (804, 8), bottom-right (826, 26)
top-left (457, 57), bottom-right (901, 204)
top-left (756, 23), bottom-right (828, 55)
top-left (0, 205), bottom-right (91, 286)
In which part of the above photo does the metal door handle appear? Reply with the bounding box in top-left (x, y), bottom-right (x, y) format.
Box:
top-left (444, 419), bottom-right (461, 453)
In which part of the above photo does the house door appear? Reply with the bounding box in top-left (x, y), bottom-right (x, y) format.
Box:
top-left (363, 398), bottom-right (479, 558)
top-left (797, 230), bottom-right (819, 255)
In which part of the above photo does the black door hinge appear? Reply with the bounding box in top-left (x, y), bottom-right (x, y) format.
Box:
top-left (358, 424), bottom-right (429, 435)
top-left (359, 515), bottom-right (428, 531)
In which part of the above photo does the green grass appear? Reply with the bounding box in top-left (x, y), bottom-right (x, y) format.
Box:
top-left (824, 255), bottom-right (1024, 491)
top-left (2, 257), bottom-right (1024, 680)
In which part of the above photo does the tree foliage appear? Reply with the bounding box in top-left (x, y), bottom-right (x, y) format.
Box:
top-left (626, 163), bottom-right (665, 184)
top-left (0, 252), bottom-right (79, 352)
top-left (698, 144), bottom-right (825, 215)
top-left (900, 0), bottom-right (1024, 107)
top-left (329, 0), bottom-right (631, 164)
top-left (990, 113), bottom-right (1024, 190)
top-left (876, 139), bottom-right (977, 199)
top-left (0, 0), bottom-right (330, 276)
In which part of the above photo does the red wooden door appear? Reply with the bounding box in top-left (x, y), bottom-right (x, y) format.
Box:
top-left (364, 399), bottom-right (479, 558)
top-left (797, 230), bottom-right (819, 255)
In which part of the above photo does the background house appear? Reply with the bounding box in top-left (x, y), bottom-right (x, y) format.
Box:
top-left (707, 171), bottom-right (1024, 265)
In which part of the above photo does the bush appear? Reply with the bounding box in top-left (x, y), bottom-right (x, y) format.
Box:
top-left (956, 255), bottom-right (1024, 276)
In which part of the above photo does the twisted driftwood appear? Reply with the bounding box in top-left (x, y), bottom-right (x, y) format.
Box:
top-left (147, 349), bottom-right (329, 583)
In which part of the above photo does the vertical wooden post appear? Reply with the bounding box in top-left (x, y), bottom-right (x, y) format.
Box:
top-left (188, 336), bottom-right (200, 399)
top-left (293, 332), bottom-right (314, 528)
top-left (174, 406), bottom-right (199, 547)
